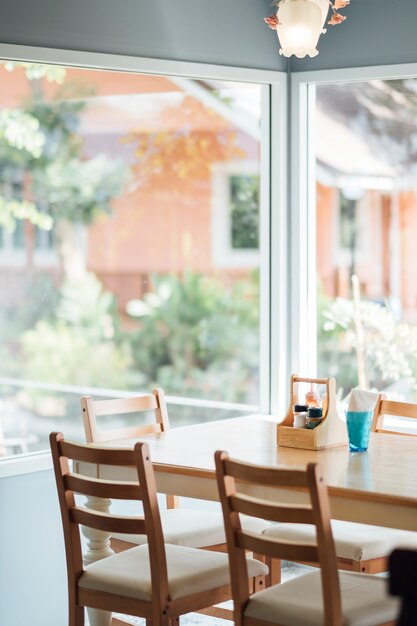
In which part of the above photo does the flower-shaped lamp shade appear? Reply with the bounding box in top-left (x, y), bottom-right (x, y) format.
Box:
top-left (277, 0), bottom-right (324, 58)
top-left (311, 0), bottom-right (330, 27)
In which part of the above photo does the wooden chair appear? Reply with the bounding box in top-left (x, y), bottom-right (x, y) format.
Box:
top-left (372, 396), bottom-right (417, 435)
top-left (215, 451), bottom-right (400, 626)
top-left (81, 389), bottom-right (268, 557)
top-left (264, 396), bottom-right (417, 581)
top-left (50, 433), bottom-right (268, 626)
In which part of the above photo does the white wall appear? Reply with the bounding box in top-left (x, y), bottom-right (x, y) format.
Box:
top-left (0, 469), bottom-right (67, 626)
top-left (291, 0), bottom-right (417, 71)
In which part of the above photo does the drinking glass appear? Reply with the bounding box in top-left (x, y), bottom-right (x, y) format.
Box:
top-left (345, 411), bottom-right (373, 452)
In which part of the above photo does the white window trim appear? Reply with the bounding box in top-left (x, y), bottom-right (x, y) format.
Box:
top-left (290, 61), bottom-right (417, 377)
top-left (335, 193), bottom-right (371, 268)
top-left (211, 160), bottom-right (260, 269)
top-left (0, 43), bottom-right (287, 474)
top-left (0, 221), bottom-right (26, 267)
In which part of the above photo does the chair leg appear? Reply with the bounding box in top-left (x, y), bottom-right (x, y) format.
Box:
top-left (265, 557), bottom-right (281, 586)
top-left (69, 604), bottom-right (84, 626)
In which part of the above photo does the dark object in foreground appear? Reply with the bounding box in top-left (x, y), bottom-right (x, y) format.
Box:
top-left (389, 548), bottom-right (417, 626)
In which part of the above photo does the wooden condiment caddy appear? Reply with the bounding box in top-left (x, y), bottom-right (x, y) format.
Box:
top-left (277, 375), bottom-right (348, 450)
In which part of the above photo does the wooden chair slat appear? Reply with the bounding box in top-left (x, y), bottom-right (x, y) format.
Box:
top-left (70, 506), bottom-right (146, 534)
top-left (92, 395), bottom-right (159, 416)
top-left (380, 400), bottom-right (417, 420)
top-left (229, 494), bottom-right (314, 524)
top-left (60, 440), bottom-right (136, 465)
top-left (97, 423), bottom-right (161, 442)
top-left (81, 388), bottom-right (178, 513)
top-left (372, 396), bottom-right (417, 435)
top-left (64, 473), bottom-right (141, 500)
top-left (224, 458), bottom-right (309, 487)
top-left (236, 530), bottom-right (319, 563)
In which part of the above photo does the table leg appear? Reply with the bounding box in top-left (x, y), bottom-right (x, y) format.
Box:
top-left (82, 496), bottom-right (114, 626)
top-left (87, 608), bottom-right (113, 626)
top-left (82, 496), bottom-right (114, 565)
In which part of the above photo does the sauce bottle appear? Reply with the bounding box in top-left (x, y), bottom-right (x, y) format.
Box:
top-left (305, 383), bottom-right (320, 408)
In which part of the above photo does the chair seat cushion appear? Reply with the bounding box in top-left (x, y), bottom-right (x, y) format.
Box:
top-left (79, 543), bottom-right (268, 602)
top-left (244, 570), bottom-right (400, 626)
top-left (263, 520), bottom-right (417, 561)
top-left (113, 508), bottom-right (269, 548)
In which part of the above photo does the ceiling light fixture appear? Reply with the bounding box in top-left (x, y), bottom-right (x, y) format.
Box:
top-left (264, 0), bottom-right (349, 59)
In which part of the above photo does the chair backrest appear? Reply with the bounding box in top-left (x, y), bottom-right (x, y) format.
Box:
top-left (50, 432), bottom-right (169, 612)
top-left (215, 452), bottom-right (342, 626)
top-left (372, 396), bottom-right (417, 436)
top-left (81, 388), bottom-right (177, 509)
top-left (81, 387), bottom-right (170, 444)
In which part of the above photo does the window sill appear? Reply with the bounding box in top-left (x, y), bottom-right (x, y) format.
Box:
top-left (0, 450), bottom-right (52, 479)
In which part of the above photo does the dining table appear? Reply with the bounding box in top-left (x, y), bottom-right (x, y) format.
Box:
top-left (78, 413), bottom-right (417, 626)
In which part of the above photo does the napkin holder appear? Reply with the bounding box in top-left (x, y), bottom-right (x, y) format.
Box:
top-left (277, 375), bottom-right (348, 450)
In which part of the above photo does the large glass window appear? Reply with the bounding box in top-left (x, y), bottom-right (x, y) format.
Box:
top-left (315, 78), bottom-right (417, 408)
top-left (0, 62), bottom-right (265, 456)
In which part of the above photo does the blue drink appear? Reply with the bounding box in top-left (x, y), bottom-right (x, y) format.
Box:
top-left (346, 411), bottom-right (373, 452)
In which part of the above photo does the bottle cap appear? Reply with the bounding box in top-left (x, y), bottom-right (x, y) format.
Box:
top-left (308, 407), bottom-right (323, 417)
top-left (293, 404), bottom-right (308, 412)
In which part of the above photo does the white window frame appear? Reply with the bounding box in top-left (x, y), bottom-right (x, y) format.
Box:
top-left (335, 191), bottom-right (371, 268)
top-left (211, 160), bottom-right (260, 269)
top-left (290, 62), bottom-right (417, 377)
top-left (0, 43), bottom-right (288, 474)
top-left (0, 225), bottom-right (26, 267)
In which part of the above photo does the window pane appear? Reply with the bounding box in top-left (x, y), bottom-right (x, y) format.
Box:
top-left (0, 62), bottom-right (264, 456)
top-left (230, 174), bottom-right (259, 249)
top-left (315, 78), bottom-right (417, 415)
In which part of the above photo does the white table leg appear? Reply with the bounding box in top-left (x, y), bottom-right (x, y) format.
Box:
top-left (82, 495), bottom-right (114, 565)
top-left (86, 608), bottom-right (113, 626)
top-left (82, 496), bottom-right (114, 626)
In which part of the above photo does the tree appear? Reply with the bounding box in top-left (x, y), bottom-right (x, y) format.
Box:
top-left (124, 95), bottom-right (245, 194)
top-left (126, 272), bottom-right (259, 404)
top-left (0, 62), bottom-right (128, 280)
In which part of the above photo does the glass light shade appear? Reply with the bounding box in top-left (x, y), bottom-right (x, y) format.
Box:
top-left (277, 0), bottom-right (323, 58)
top-left (310, 0), bottom-right (330, 27)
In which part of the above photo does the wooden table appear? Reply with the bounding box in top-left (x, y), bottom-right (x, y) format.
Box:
top-left (81, 415), bottom-right (417, 626)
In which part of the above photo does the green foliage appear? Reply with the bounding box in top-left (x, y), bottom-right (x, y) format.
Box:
top-left (5, 62), bottom-right (67, 84)
top-left (127, 272), bottom-right (259, 403)
top-left (19, 274), bottom-right (133, 398)
top-left (33, 155), bottom-right (128, 224)
top-left (0, 196), bottom-right (52, 230)
top-left (0, 62), bottom-right (128, 233)
top-left (319, 294), bottom-right (417, 396)
top-left (0, 109), bottom-right (45, 157)
top-left (317, 287), bottom-right (358, 396)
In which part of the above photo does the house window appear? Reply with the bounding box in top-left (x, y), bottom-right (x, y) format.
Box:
top-left (229, 173), bottom-right (259, 250)
top-left (339, 193), bottom-right (356, 251)
top-left (212, 162), bottom-right (260, 269)
top-left (0, 220), bottom-right (26, 266)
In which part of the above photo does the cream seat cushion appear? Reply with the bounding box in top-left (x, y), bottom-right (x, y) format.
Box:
top-left (263, 520), bottom-right (417, 561)
top-left (79, 543), bottom-right (268, 601)
top-left (244, 570), bottom-right (399, 626)
top-left (113, 509), bottom-right (269, 548)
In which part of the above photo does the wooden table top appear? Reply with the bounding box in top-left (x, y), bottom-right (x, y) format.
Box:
top-left (107, 415), bottom-right (417, 509)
